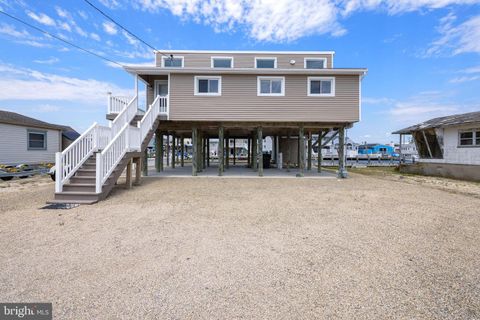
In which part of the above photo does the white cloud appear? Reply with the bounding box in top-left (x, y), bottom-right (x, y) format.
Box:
top-left (58, 22), bottom-right (71, 32)
top-left (133, 0), bottom-right (479, 42)
top-left (26, 11), bottom-right (56, 27)
top-left (0, 23), bottom-right (51, 48)
top-left (33, 57), bottom-right (59, 64)
top-left (78, 11), bottom-right (88, 20)
top-left (103, 21), bottom-right (118, 35)
top-left (0, 23), bottom-right (29, 38)
top-left (98, 0), bottom-right (121, 9)
top-left (122, 30), bottom-right (138, 45)
top-left (55, 6), bottom-right (70, 19)
top-left (449, 75), bottom-right (480, 83)
top-left (449, 65), bottom-right (480, 82)
top-left (426, 13), bottom-right (480, 56)
top-left (0, 63), bottom-right (131, 104)
top-left (90, 32), bottom-right (101, 41)
top-left (35, 104), bottom-right (61, 113)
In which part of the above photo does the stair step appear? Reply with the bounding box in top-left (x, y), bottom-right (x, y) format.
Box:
top-left (63, 183), bottom-right (96, 192)
top-left (46, 199), bottom-right (98, 205)
top-left (75, 169), bottom-right (96, 177)
top-left (54, 191), bottom-right (100, 202)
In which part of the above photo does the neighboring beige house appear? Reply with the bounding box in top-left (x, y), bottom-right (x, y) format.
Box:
top-left (52, 50), bottom-right (367, 203)
top-left (0, 110), bottom-right (79, 165)
top-left (393, 111), bottom-right (480, 181)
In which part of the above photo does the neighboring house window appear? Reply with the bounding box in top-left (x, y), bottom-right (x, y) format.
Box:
top-left (308, 77), bottom-right (335, 97)
top-left (459, 129), bottom-right (480, 146)
top-left (27, 129), bottom-right (47, 150)
top-left (194, 76), bottom-right (222, 96)
top-left (255, 57), bottom-right (277, 68)
top-left (257, 76), bottom-right (285, 96)
top-left (211, 57), bottom-right (233, 68)
top-left (162, 56), bottom-right (184, 68)
top-left (304, 58), bottom-right (327, 69)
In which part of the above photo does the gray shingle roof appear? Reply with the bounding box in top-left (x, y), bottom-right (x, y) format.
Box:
top-left (0, 110), bottom-right (79, 140)
top-left (392, 111), bottom-right (480, 134)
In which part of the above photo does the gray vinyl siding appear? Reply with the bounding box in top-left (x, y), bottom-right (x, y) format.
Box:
top-left (156, 52), bottom-right (333, 69)
top-left (0, 123), bottom-right (61, 165)
top-left (169, 74), bottom-right (359, 122)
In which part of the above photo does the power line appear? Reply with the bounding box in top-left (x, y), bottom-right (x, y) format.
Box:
top-left (83, 0), bottom-right (171, 58)
top-left (0, 9), bottom-right (125, 67)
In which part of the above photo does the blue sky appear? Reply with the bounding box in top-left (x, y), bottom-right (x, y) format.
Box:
top-left (0, 0), bottom-right (479, 143)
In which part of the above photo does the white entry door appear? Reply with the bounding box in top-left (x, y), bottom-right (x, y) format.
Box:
top-left (155, 80), bottom-right (168, 97)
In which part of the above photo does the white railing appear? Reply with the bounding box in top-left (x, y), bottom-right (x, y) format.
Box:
top-left (159, 95), bottom-right (169, 116)
top-left (111, 96), bottom-right (138, 137)
top-left (96, 125), bottom-right (111, 149)
top-left (55, 123), bottom-right (107, 193)
top-left (108, 95), bottom-right (132, 114)
top-left (95, 95), bottom-right (168, 194)
top-left (96, 123), bottom-right (130, 193)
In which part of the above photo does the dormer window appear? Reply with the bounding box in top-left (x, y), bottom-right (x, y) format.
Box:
top-left (162, 56), bottom-right (184, 68)
top-left (304, 58), bottom-right (326, 69)
top-left (255, 57), bottom-right (277, 68)
top-left (211, 57), bottom-right (233, 68)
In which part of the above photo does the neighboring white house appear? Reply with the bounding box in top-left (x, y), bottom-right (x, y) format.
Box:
top-left (393, 111), bottom-right (480, 181)
top-left (0, 110), bottom-right (79, 165)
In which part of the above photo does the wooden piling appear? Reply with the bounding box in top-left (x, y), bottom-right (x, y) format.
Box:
top-left (171, 136), bottom-right (175, 169)
top-left (257, 127), bottom-right (263, 177)
top-left (155, 130), bottom-right (161, 172)
top-left (307, 131), bottom-right (312, 171)
top-left (338, 126), bottom-right (347, 178)
top-left (299, 126), bottom-right (305, 177)
top-left (180, 136), bottom-right (184, 167)
top-left (192, 128), bottom-right (198, 176)
top-left (318, 130), bottom-right (322, 173)
top-left (218, 126), bottom-right (224, 176)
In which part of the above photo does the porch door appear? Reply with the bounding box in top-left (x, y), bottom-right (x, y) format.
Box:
top-left (155, 80), bottom-right (168, 97)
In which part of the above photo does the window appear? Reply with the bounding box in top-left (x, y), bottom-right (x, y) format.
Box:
top-left (162, 56), bottom-right (184, 68)
top-left (255, 57), bottom-right (277, 68)
top-left (257, 77), bottom-right (284, 96)
top-left (27, 130), bottom-right (47, 150)
top-left (304, 58), bottom-right (326, 69)
top-left (459, 129), bottom-right (480, 147)
top-left (194, 76), bottom-right (221, 96)
top-left (211, 57), bottom-right (233, 68)
top-left (308, 77), bottom-right (335, 96)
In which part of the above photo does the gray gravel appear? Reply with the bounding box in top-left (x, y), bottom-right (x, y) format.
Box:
top-left (0, 174), bottom-right (479, 319)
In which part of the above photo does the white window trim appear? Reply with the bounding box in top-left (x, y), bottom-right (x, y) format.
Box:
top-left (161, 55), bottom-right (184, 68)
top-left (307, 77), bottom-right (335, 97)
top-left (211, 56), bottom-right (234, 68)
top-left (254, 57), bottom-right (277, 69)
top-left (194, 76), bottom-right (222, 96)
top-left (257, 76), bottom-right (285, 96)
top-left (304, 57), bottom-right (327, 69)
top-left (458, 129), bottom-right (480, 147)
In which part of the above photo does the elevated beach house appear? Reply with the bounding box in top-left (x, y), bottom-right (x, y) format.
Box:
top-left (52, 50), bottom-right (367, 204)
top-left (393, 111), bottom-right (480, 181)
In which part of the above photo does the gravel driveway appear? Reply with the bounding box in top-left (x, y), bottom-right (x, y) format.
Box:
top-left (1, 173), bottom-right (479, 319)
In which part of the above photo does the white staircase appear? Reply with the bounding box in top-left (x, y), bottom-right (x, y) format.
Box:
top-left (51, 94), bottom-right (168, 204)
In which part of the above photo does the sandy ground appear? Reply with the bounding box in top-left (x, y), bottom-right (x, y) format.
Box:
top-left (1, 172), bottom-right (479, 319)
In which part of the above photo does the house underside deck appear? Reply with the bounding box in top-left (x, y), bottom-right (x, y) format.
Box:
top-left (146, 160), bottom-right (336, 178)
top-left (144, 120), bottom-right (351, 179)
